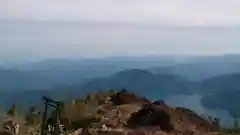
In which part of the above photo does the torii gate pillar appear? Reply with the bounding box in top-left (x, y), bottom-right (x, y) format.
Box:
top-left (41, 96), bottom-right (63, 135)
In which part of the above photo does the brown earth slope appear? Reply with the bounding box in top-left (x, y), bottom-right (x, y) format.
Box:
top-left (0, 90), bottom-right (220, 135)
top-left (81, 90), bottom-right (219, 135)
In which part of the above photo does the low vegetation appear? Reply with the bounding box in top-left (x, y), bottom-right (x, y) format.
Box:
top-left (1, 89), bottom-right (240, 135)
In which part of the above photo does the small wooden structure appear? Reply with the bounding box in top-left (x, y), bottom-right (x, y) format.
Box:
top-left (41, 96), bottom-right (63, 135)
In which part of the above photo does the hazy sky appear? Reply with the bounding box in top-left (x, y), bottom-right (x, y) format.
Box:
top-left (1, 0), bottom-right (240, 63)
top-left (2, 0), bottom-right (240, 25)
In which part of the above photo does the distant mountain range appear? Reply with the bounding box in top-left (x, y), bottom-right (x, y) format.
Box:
top-left (2, 55), bottom-right (240, 91)
top-left (150, 59), bottom-right (240, 81)
top-left (1, 55), bottom-right (240, 117)
top-left (0, 56), bottom-right (188, 92)
top-left (201, 90), bottom-right (240, 118)
top-left (79, 69), bottom-right (193, 98)
top-left (0, 69), bottom-right (193, 113)
top-left (200, 73), bottom-right (240, 118)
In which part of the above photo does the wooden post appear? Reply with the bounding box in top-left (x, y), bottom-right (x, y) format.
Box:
top-left (41, 101), bottom-right (48, 135)
top-left (54, 105), bottom-right (60, 135)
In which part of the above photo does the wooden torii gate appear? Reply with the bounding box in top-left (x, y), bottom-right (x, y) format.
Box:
top-left (41, 96), bottom-right (63, 135)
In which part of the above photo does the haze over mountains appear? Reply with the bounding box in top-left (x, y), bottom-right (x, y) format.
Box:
top-left (0, 56), bottom-right (186, 92)
top-left (150, 54), bottom-right (240, 81)
top-left (2, 54), bottom-right (240, 91)
top-left (1, 55), bottom-right (240, 122)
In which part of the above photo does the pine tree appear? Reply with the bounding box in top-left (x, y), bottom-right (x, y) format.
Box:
top-left (7, 103), bottom-right (18, 117)
top-left (234, 118), bottom-right (239, 129)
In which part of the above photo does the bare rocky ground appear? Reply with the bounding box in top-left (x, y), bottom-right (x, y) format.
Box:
top-left (0, 90), bottom-right (238, 135)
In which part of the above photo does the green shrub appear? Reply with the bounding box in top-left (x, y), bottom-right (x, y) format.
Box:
top-left (7, 103), bottom-right (18, 117)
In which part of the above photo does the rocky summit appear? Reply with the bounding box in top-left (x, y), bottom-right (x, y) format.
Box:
top-left (0, 90), bottom-right (223, 135)
top-left (72, 90), bottom-right (219, 135)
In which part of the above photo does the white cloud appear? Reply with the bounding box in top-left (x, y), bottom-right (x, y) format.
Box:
top-left (1, 0), bottom-right (240, 25)
top-left (1, 0), bottom-right (240, 63)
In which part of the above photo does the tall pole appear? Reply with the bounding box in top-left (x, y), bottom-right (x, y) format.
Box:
top-left (54, 105), bottom-right (60, 135)
top-left (41, 101), bottom-right (48, 135)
